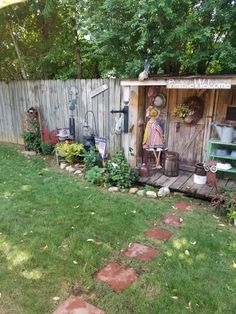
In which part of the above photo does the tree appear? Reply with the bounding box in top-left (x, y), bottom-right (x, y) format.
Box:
top-left (0, 0), bottom-right (100, 80)
top-left (0, 0), bottom-right (235, 80)
top-left (86, 0), bottom-right (236, 77)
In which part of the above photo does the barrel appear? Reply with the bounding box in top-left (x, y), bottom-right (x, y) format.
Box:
top-left (194, 163), bottom-right (206, 184)
top-left (163, 151), bottom-right (179, 177)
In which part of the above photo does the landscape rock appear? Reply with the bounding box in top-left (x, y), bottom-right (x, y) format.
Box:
top-left (22, 150), bottom-right (37, 156)
top-left (60, 162), bottom-right (67, 170)
top-left (137, 190), bottom-right (145, 197)
top-left (66, 165), bottom-right (76, 173)
top-left (129, 187), bottom-right (139, 194)
top-left (108, 187), bottom-right (119, 193)
top-left (146, 191), bottom-right (157, 198)
top-left (158, 187), bottom-right (170, 197)
top-left (74, 169), bottom-right (82, 175)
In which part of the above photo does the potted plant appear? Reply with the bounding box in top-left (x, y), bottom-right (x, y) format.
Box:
top-left (55, 143), bottom-right (84, 164)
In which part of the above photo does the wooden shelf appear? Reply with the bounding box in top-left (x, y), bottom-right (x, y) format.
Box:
top-left (217, 167), bottom-right (236, 173)
top-left (210, 154), bottom-right (236, 160)
top-left (209, 139), bottom-right (236, 146)
top-left (207, 139), bottom-right (236, 176)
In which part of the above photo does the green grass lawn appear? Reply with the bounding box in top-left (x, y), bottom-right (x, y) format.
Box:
top-left (0, 143), bottom-right (236, 314)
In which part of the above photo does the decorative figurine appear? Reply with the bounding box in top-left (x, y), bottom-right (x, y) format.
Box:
top-left (138, 60), bottom-right (150, 81)
top-left (143, 105), bottom-right (164, 169)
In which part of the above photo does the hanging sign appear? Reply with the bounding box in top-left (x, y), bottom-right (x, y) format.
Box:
top-left (90, 84), bottom-right (108, 98)
top-left (167, 79), bottom-right (231, 89)
top-left (94, 136), bottom-right (107, 159)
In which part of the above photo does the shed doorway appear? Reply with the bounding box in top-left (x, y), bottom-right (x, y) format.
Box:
top-left (139, 87), bottom-right (208, 171)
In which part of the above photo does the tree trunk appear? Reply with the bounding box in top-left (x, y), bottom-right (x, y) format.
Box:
top-left (76, 40), bottom-right (82, 79)
top-left (9, 29), bottom-right (27, 79)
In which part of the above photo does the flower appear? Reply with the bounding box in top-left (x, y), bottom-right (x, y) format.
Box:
top-left (173, 103), bottom-right (192, 119)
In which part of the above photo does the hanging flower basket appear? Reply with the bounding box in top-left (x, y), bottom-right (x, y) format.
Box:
top-left (173, 103), bottom-right (193, 119)
top-left (173, 96), bottom-right (204, 125)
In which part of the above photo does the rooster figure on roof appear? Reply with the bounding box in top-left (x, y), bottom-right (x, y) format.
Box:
top-left (138, 59), bottom-right (150, 81)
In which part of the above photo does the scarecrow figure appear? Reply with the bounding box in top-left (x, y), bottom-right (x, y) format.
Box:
top-left (143, 105), bottom-right (164, 169)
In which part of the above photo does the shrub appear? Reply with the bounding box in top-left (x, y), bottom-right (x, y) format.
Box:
top-left (144, 184), bottom-right (156, 192)
top-left (83, 146), bottom-right (102, 169)
top-left (211, 189), bottom-right (236, 222)
top-left (55, 143), bottom-right (84, 164)
top-left (40, 142), bottom-right (55, 155)
top-left (22, 116), bottom-right (41, 153)
top-left (104, 151), bottom-right (138, 189)
top-left (85, 166), bottom-right (105, 184)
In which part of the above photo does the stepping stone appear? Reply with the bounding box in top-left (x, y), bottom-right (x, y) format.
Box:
top-left (174, 201), bottom-right (193, 211)
top-left (145, 227), bottom-right (173, 241)
top-left (53, 295), bottom-right (105, 314)
top-left (122, 242), bottom-right (160, 262)
top-left (162, 213), bottom-right (183, 227)
top-left (96, 262), bottom-right (138, 292)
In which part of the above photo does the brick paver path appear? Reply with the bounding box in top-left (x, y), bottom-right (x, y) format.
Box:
top-left (162, 213), bottom-right (183, 227)
top-left (122, 242), bottom-right (160, 262)
top-left (53, 295), bottom-right (105, 314)
top-left (145, 227), bottom-right (173, 241)
top-left (96, 262), bottom-right (138, 292)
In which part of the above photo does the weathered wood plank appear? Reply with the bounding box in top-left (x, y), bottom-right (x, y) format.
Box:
top-left (146, 172), bottom-right (163, 184)
top-left (196, 182), bottom-right (214, 198)
top-left (158, 171), bottom-right (185, 188)
top-left (0, 79), bottom-right (121, 155)
top-left (170, 171), bottom-right (192, 190)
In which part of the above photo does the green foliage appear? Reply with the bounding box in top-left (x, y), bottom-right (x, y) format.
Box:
top-left (211, 189), bottom-right (236, 222)
top-left (0, 0), bottom-right (100, 80)
top-left (1, 0), bottom-right (236, 79)
top-left (228, 210), bottom-right (236, 223)
top-left (104, 151), bottom-right (138, 189)
top-left (40, 142), bottom-right (55, 155)
top-left (83, 146), bottom-right (101, 169)
top-left (143, 184), bottom-right (156, 192)
top-left (22, 131), bottom-right (41, 152)
top-left (87, 0), bottom-right (236, 76)
top-left (21, 116), bottom-right (41, 153)
top-left (55, 143), bottom-right (84, 164)
top-left (85, 166), bottom-right (105, 184)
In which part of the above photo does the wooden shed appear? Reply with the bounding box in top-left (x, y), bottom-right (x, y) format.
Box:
top-left (120, 75), bottom-right (236, 197)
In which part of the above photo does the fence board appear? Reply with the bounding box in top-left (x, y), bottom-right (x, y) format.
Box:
top-left (0, 79), bottom-right (121, 155)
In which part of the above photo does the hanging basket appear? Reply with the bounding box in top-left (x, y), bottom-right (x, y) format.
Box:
top-left (184, 96), bottom-right (204, 125)
top-left (184, 116), bottom-right (194, 124)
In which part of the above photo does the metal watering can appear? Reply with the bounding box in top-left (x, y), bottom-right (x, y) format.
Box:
top-left (212, 123), bottom-right (234, 143)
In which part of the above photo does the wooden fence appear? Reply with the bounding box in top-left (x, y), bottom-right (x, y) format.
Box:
top-left (0, 79), bottom-right (122, 155)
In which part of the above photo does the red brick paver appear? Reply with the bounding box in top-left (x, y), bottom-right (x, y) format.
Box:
top-left (53, 295), bottom-right (105, 314)
top-left (96, 262), bottom-right (138, 292)
top-left (122, 242), bottom-right (160, 262)
top-left (162, 213), bottom-right (183, 227)
top-left (174, 201), bottom-right (193, 211)
top-left (145, 227), bottom-right (173, 241)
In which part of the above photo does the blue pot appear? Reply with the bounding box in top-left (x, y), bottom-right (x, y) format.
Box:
top-left (230, 150), bottom-right (236, 158)
top-left (215, 148), bottom-right (229, 156)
